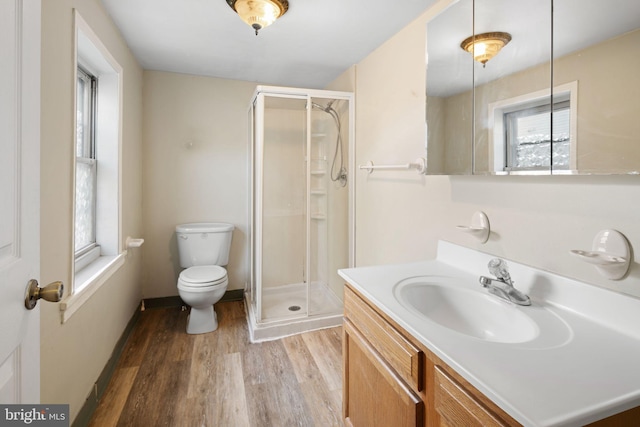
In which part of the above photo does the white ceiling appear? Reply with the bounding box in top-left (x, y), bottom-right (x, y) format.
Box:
top-left (99, 0), bottom-right (640, 94)
top-left (100, 0), bottom-right (438, 89)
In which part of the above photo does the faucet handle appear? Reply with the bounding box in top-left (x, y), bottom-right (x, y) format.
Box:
top-left (488, 258), bottom-right (511, 282)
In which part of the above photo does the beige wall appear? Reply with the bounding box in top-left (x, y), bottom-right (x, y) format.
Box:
top-left (351, 3), bottom-right (640, 299)
top-left (142, 71), bottom-right (255, 298)
top-left (556, 29), bottom-right (640, 172)
top-left (353, 11), bottom-right (431, 267)
top-left (142, 74), bottom-right (353, 302)
top-left (40, 0), bottom-right (143, 422)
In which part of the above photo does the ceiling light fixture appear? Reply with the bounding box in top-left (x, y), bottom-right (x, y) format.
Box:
top-left (226, 0), bottom-right (289, 35)
top-left (460, 32), bottom-right (512, 67)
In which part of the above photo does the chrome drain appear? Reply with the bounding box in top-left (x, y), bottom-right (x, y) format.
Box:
top-left (288, 305), bottom-right (301, 311)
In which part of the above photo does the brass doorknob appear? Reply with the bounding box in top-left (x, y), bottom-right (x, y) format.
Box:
top-left (24, 279), bottom-right (64, 310)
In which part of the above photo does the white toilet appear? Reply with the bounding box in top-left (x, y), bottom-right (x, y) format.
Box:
top-left (176, 222), bottom-right (234, 334)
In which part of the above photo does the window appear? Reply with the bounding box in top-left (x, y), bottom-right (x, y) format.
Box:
top-left (487, 81), bottom-right (577, 174)
top-left (63, 10), bottom-right (124, 322)
top-left (504, 98), bottom-right (570, 172)
top-left (75, 67), bottom-right (98, 261)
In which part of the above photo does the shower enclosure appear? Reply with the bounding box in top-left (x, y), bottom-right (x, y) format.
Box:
top-left (247, 86), bottom-right (354, 342)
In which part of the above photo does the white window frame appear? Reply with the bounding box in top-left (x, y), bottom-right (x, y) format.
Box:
top-left (504, 98), bottom-right (571, 172)
top-left (487, 81), bottom-right (578, 174)
top-left (61, 10), bottom-right (124, 323)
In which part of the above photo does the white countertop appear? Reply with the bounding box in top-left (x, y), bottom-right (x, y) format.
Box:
top-left (338, 241), bottom-right (640, 427)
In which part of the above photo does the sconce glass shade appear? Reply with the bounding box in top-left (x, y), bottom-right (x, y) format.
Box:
top-left (460, 32), bottom-right (512, 66)
top-left (226, 0), bottom-right (289, 35)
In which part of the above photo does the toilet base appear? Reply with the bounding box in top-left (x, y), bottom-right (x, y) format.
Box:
top-left (186, 306), bottom-right (219, 334)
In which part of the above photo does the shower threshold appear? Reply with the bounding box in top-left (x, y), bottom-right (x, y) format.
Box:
top-left (245, 281), bottom-right (343, 343)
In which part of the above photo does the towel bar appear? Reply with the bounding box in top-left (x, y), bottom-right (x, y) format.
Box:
top-left (359, 157), bottom-right (426, 175)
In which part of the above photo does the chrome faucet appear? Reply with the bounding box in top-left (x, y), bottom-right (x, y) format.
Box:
top-left (479, 259), bottom-right (531, 306)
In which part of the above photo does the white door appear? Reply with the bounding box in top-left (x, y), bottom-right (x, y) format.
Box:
top-left (0, 0), bottom-right (42, 403)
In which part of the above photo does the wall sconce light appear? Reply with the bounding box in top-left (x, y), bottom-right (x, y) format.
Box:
top-left (460, 32), bottom-right (512, 67)
top-left (226, 0), bottom-right (289, 35)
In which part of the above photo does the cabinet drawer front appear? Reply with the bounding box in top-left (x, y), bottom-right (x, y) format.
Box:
top-left (344, 286), bottom-right (423, 391)
top-left (344, 320), bottom-right (424, 427)
top-left (434, 366), bottom-right (508, 427)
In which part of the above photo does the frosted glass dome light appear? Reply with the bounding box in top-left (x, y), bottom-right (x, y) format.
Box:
top-left (226, 0), bottom-right (289, 35)
top-left (460, 32), bottom-right (512, 67)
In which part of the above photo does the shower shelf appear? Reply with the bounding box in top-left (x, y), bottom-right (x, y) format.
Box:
top-left (312, 133), bottom-right (327, 138)
top-left (311, 189), bottom-right (326, 195)
top-left (311, 213), bottom-right (326, 220)
top-left (310, 170), bottom-right (326, 175)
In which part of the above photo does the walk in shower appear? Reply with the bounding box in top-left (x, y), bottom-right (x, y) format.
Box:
top-left (246, 86), bottom-right (354, 342)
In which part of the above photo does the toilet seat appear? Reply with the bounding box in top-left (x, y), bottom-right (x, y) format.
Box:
top-left (177, 265), bottom-right (229, 335)
top-left (178, 280), bottom-right (227, 293)
top-left (179, 265), bottom-right (227, 287)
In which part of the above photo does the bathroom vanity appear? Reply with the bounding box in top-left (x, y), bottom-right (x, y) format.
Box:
top-left (339, 242), bottom-right (640, 426)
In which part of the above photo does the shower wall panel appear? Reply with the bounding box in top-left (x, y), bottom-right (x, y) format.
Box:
top-left (327, 103), bottom-right (350, 300)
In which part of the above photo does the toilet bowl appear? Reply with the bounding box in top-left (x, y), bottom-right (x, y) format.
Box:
top-left (177, 265), bottom-right (228, 334)
top-left (175, 222), bottom-right (234, 334)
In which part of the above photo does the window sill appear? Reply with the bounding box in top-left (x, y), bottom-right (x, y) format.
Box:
top-left (75, 245), bottom-right (101, 272)
top-left (60, 253), bottom-right (125, 323)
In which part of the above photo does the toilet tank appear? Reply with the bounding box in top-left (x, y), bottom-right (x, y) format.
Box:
top-left (176, 222), bottom-right (234, 268)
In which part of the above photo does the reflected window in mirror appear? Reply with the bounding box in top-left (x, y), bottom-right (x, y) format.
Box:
top-left (504, 98), bottom-right (570, 172)
top-left (487, 82), bottom-right (577, 174)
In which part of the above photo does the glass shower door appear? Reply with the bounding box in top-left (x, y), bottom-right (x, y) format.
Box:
top-left (257, 93), bottom-right (309, 323)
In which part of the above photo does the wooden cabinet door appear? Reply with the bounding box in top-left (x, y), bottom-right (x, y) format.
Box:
top-left (344, 320), bottom-right (424, 427)
top-left (434, 366), bottom-right (508, 427)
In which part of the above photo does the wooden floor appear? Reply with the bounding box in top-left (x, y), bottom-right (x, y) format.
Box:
top-left (88, 301), bottom-right (344, 427)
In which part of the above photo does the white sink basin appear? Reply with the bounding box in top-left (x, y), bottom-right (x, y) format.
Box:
top-left (394, 276), bottom-right (544, 344)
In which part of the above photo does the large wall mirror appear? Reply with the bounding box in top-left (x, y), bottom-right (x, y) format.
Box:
top-left (426, 0), bottom-right (640, 175)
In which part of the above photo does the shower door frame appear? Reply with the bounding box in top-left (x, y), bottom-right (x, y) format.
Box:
top-left (249, 85), bottom-right (355, 326)
top-left (253, 91), bottom-right (310, 323)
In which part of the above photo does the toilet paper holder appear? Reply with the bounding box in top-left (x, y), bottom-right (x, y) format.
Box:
top-left (126, 236), bottom-right (144, 248)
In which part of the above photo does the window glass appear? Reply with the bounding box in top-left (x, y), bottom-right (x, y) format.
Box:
top-left (504, 99), bottom-right (570, 171)
top-left (75, 67), bottom-right (97, 255)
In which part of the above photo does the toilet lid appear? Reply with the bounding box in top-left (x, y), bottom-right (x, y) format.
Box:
top-left (180, 266), bottom-right (227, 284)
